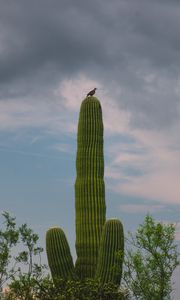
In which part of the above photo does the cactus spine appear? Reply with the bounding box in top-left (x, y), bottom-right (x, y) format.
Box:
top-left (46, 96), bottom-right (124, 286)
top-left (75, 97), bottom-right (106, 279)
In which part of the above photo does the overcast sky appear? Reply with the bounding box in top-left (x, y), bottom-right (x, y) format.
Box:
top-left (0, 1), bottom-right (180, 297)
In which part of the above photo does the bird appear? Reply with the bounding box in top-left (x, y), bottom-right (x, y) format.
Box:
top-left (87, 88), bottom-right (97, 97)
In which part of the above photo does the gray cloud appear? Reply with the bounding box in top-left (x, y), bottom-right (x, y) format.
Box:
top-left (0, 0), bottom-right (180, 129)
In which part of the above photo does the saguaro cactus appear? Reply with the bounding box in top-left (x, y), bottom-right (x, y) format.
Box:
top-left (46, 96), bottom-right (124, 286)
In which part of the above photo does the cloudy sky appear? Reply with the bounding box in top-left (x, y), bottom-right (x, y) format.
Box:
top-left (0, 0), bottom-right (180, 297)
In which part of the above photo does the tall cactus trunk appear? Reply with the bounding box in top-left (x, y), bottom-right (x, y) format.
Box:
top-left (75, 96), bottom-right (106, 279)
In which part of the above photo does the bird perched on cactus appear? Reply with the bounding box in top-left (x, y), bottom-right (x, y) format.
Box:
top-left (46, 96), bottom-right (124, 287)
top-left (87, 87), bottom-right (97, 97)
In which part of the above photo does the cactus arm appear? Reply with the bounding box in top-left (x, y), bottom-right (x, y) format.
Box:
top-left (46, 227), bottom-right (75, 281)
top-left (95, 219), bottom-right (124, 285)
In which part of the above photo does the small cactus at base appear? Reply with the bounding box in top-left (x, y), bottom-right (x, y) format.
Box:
top-left (46, 227), bottom-right (75, 281)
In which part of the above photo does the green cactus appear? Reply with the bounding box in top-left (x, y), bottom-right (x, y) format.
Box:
top-left (75, 97), bottom-right (106, 279)
top-left (46, 96), bottom-right (124, 286)
top-left (46, 227), bottom-right (75, 281)
top-left (96, 219), bottom-right (124, 284)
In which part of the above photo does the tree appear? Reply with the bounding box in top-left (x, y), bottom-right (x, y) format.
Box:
top-left (0, 212), bottom-right (19, 291)
top-left (8, 223), bottom-right (47, 299)
top-left (122, 214), bottom-right (179, 300)
top-left (0, 211), bottom-right (46, 299)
